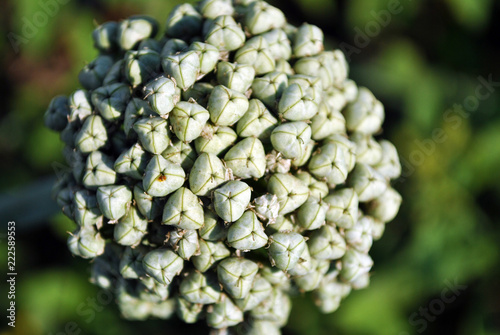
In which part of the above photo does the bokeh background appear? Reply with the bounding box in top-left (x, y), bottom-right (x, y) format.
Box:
top-left (1, 0), bottom-right (500, 334)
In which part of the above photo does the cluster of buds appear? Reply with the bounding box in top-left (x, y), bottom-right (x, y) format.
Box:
top-left (45, 0), bottom-right (402, 333)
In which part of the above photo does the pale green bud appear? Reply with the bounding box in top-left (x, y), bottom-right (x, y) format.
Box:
top-left (119, 246), bottom-right (148, 279)
top-left (217, 62), bottom-right (255, 93)
top-left (287, 244), bottom-right (315, 277)
top-left (124, 98), bottom-right (155, 137)
top-left (199, 209), bottom-right (228, 241)
top-left (162, 187), bottom-right (204, 230)
top-left (314, 279), bottom-right (350, 313)
top-left (169, 229), bottom-right (200, 260)
top-left (310, 102), bottom-right (346, 140)
top-left (308, 225), bottom-right (346, 260)
top-left (293, 23), bottom-right (324, 57)
top-left (268, 231), bottom-right (306, 271)
top-left (260, 265), bottom-right (289, 287)
top-left (82, 151), bottom-right (117, 189)
top-left (366, 187), bottom-right (402, 222)
top-left (171, 100), bottom-right (210, 141)
top-left (138, 38), bottom-right (162, 52)
top-left (139, 276), bottom-right (170, 302)
top-left (44, 95), bottom-right (69, 131)
top-left (143, 76), bottom-right (179, 117)
top-left (250, 288), bottom-right (291, 326)
top-left (206, 294), bottom-right (244, 329)
top-left (279, 83), bottom-right (318, 121)
top-left (217, 257), bottom-right (259, 299)
top-left (114, 206), bottom-right (148, 246)
top-left (227, 211), bottom-right (268, 250)
top-left (274, 59), bottom-right (294, 75)
top-left (68, 90), bottom-right (92, 123)
top-left (124, 49), bottom-right (161, 87)
top-left (370, 217), bottom-right (385, 241)
top-left (114, 143), bottom-right (150, 180)
top-left (297, 197), bottom-right (328, 230)
top-left (295, 171), bottom-right (328, 200)
top-left (308, 142), bottom-right (348, 187)
top-left (92, 21), bottom-right (118, 52)
top-left (288, 74), bottom-right (323, 105)
top-left (176, 297), bottom-right (203, 323)
top-left (245, 1), bottom-right (285, 35)
top-left (161, 38), bottom-right (188, 57)
top-left (199, 0), bottom-right (234, 19)
top-left (236, 99), bottom-right (278, 140)
top-left (214, 181), bottom-right (252, 222)
top-left (118, 15), bottom-right (159, 50)
top-left (208, 85), bottom-right (249, 126)
top-left (133, 184), bottom-right (164, 221)
top-left (162, 140), bottom-right (197, 171)
top-left (339, 249), bottom-right (373, 283)
top-left (345, 216), bottom-right (373, 253)
top-left (235, 36), bottom-right (275, 75)
top-left (97, 185), bottom-right (132, 221)
top-left (195, 124), bottom-right (238, 155)
top-left (75, 115), bottom-right (108, 154)
top-left (268, 173), bottom-right (309, 214)
top-left (350, 132), bottom-right (383, 166)
top-left (73, 190), bottom-right (102, 227)
top-left (180, 270), bottom-right (221, 304)
top-left (189, 152), bottom-right (227, 196)
top-left (224, 137), bottom-right (266, 179)
top-left (253, 193), bottom-right (280, 222)
top-left (68, 226), bottom-right (105, 259)
top-left (270, 121), bottom-right (312, 160)
top-left (251, 71), bottom-right (288, 109)
top-left (133, 117), bottom-right (170, 154)
top-left (92, 83), bottom-right (131, 122)
top-left (189, 42), bottom-right (220, 76)
top-left (344, 87), bottom-right (385, 134)
top-left (261, 29), bottom-right (292, 60)
top-left (373, 140), bottom-right (401, 179)
top-left (242, 320), bottom-right (282, 335)
top-left (266, 214), bottom-right (294, 234)
top-left (291, 139), bottom-right (315, 168)
top-left (294, 259), bottom-right (330, 292)
top-left (234, 276), bottom-right (272, 311)
top-left (102, 60), bottom-right (126, 86)
top-left (323, 188), bottom-right (358, 229)
top-left (205, 15), bottom-right (245, 51)
top-left (143, 248), bottom-right (184, 284)
top-left (192, 240), bottom-right (231, 272)
top-left (162, 51), bottom-right (200, 89)
top-left (165, 3), bottom-right (202, 39)
top-left (324, 134), bottom-right (356, 172)
top-left (143, 155), bottom-right (185, 197)
top-left (79, 55), bottom-right (114, 90)
top-left (348, 163), bottom-right (387, 202)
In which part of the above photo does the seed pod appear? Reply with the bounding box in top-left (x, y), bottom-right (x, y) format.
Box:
top-left (118, 15), bottom-right (159, 50)
top-left (199, 209), bottom-right (228, 241)
top-left (79, 55), bottom-right (114, 90)
top-left (142, 249), bottom-right (184, 284)
top-left (250, 287), bottom-right (291, 326)
top-left (176, 297), bottom-right (203, 323)
top-left (345, 216), bottom-right (373, 253)
top-left (163, 51), bottom-right (200, 89)
top-left (143, 76), bottom-right (179, 117)
top-left (266, 150), bottom-right (291, 174)
top-left (296, 197), bottom-right (328, 230)
top-left (344, 87), bottom-right (385, 135)
top-left (251, 71), bottom-right (288, 109)
top-left (92, 21), bottom-right (118, 52)
top-left (270, 122), bottom-right (312, 160)
top-left (373, 140), bottom-right (401, 180)
top-left (171, 100), bottom-right (210, 141)
top-left (208, 85), bottom-right (249, 126)
top-left (192, 240), bottom-right (230, 272)
top-left (133, 184), bottom-right (164, 221)
top-left (165, 3), bottom-right (202, 39)
top-left (114, 143), bottom-right (150, 180)
top-left (279, 83), bottom-right (318, 121)
top-left (119, 246), bottom-right (148, 279)
top-left (350, 132), bottom-right (383, 166)
top-left (323, 188), bottom-right (358, 229)
top-left (308, 225), bottom-right (346, 260)
top-left (169, 229), bottom-right (199, 260)
top-left (189, 42), bottom-right (220, 76)
top-left (206, 294), bottom-right (244, 329)
top-left (214, 181), bottom-right (252, 222)
top-left (347, 163), bottom-right (387, 202)
top-left (293, 23), bottom-right (324, 57)
top-left (73, 190), bottom-right (102, 227)
top-left (234, 276), bottom-right (272, 311)
top-left (68, 226), bottom-right (106, 259)
top-left (97, 185), bottom-right (133, 221)
top-left (82, 151), bottom-right (117, 189)
top-left (92, 83), bottom-right (131, 122)
top-left (143, 155), bottom-right (185, 197)
top-left (180, 270), bottom-right (221, 304)
top-left (124, 49), bottom-right (161, 87)
top-left (308, 142), bottom-right (348, 187)
top-left (295, 171), bottom-right (328, 200)
top-left (162, 187), bottom-right (204, 229)
top-left (235, 36), bottom-right (275, 75)
top-left (253, 193), bottom-right (280, 222)
top-left (162, 140), bottom-right (197, 171)
top-left (310, 102), bottom-right (346, 140)
top-left (68, 90), bottom-right (93, 123)
top-left (75, 115), bottom-right (108, 154)
top-left (199, 0), bottom-right (234, 19)
top-left (44, 95), bottom-right (70, 131)
top-left (114, 206), bottom-right (148, 246)
top-left (161, 38), bottom-right (188, 57)
top-left (205, 15), bottom-right (245, 51)
top-left (245, 1), bottom-right (285, 35)
top-left (133, 117), bottom-right (170, 154)
top-left (189, 152), bottom-right (227, 196)
top-left (217, 62), bottom-right (255, 93)
top-left (224, 137), bottom-right (266, 179)
top-left (261, 28), bottom-right (292, 60)
top-left (217, 257), bottom-right (259, 299)
top-left (183, 82), bottom-right (214, 107)
top-left (268, 231), bottom-right (306, 271)
top-left (339, 249), bottom-right (373, 283)
top-left (268, 173), bottom-right (309, 214)
top-left (227, 211), bottom-right (268, 250)
top-left (365, 187), bottom-right (402, 223)
top-left (236, 99), bottom-right (278, 140)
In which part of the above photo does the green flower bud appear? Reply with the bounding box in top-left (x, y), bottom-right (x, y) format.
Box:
top-left (242, 320), bottom-right (282, 335)
top-left (78, 55), bottom-right (114, 90)
top-left (171, 100), bottom-right (210, 141)
top-left (114, 206), bottom-right (148, 246)
top-left (199, 0), bottom-right (234, 19)
top-left (308, 143), bottom-right (348, 187)
top-left (142, 248), bottom-right (184, 284)
top-left (124, 49), bottom-right (161, 87)
top-left (370, 217), bottom-right (385, 241)
top-left (250, 288), bottom-right (291, 326)
top-left (143, 76), bottom-right (179, 117)
top-left (227, 211), bottom-right (268, 250)
top-left (162, 51), bottom-right (200, 89)
top-left (56, 186), bottom-right (74, 219)
top-left (82, 151), bottom-right (117, 189)
top-left (308, 225), bottom-right (346, 260)
top-left (270, 121), bottom-right (312, 160)
top-left (297, 197), bottom-right (328, 230)
top-left (323, 188), bottom-right (358, 229)
top-left (206, 294), bottom-right (244, 329)
top-left (44, 95), bottom-right (69, 131)
top-left (324, 134), bottom-right (356, 172)
top-left (68, 90), bottom-right (92, 123)
top-left (288, 75), bottom-right (323, 104)
top-left (344, 87), bottom-right (384, 134)
top-left (102, 60), bottom-right (124, 86)
top-left (265, 150), bottom-right (291, 174)
top-left (63, 147), bottom-right (86, 183)
top-left (314, 277), bottom-right (351, 313)
top-left (97, 185), bottom-right (133, 221)
top-left (251, 71), bottom-right (288, 109)
top-left (347, 163), bottom-right (387, 202)
top-left (189, 152), bottom-right (227, 196)
top-left (294, 51), bottom-right (347, 88)
top-left (75, 115), bottom-right (108, 154)
top-left (180, 270), bottom-right (221, 304)
top-left (279, 83), bottom-right (318, 121)
top-left (260, 265), bottom-right (289, 287)
top-left (92, 83), bottom-right (131, 122)
top-left (214, 181), bottom-right (252, 222)
top-left (339, 249), bottom-right (373, 283)
top-left (268, 231), bottom-right (306, 271)
top-left (150, 299), bottom-right (176, 319)
top-left (373, 140), bottom-right (401, 179)
top-left (73, 190), bottom-right (102, 227)
top-left (139, 276), bottom-right (170, 302)
top-left (119, 246), bottom-right (148, 279)
top-left (275, 59), bottom-right (294, 75)
top-left (268, 173), bottom-right (309, 214)
top-left (138, 38), bottom-right (162, 52)
top-left (310, 102), bottom-right (346, 140)
top-left (92, 21), bottom-right (118, 53)
top-left (342, 79), bottom-right (359, 102)
top-left (236, 99), bottom-right (278, 140)
top-left (266, 214), bottom-right (294, 234)
top-left (294, 259), bottom-right (329, 292)
top-left (287, 244), bottom-right (315, 276)
top-left (217, 62), bottom-right (255, 93)
top-left (165, 3), bottom-right (202, 39)
top-left (295, 171), bottom-right (328, 200)
top-left (133, 117), bottom-right (170, 154)
top-left (253, 194), bottom-right (280, 222)
top-left (366, 187), bottom-right (402, 223)
top-left (60, 121), bottom-right (80, 147)
top-left (205, 15), bottom-right (245, 51)
top-left (192, 240), bottom-right (230, 272)
top-left (235, 36), bottom-right (275, 75)
top-left (350, 132), bottom-right (382, 166)
top-left (114, 143), bottom-right (150, 180)
top-left (345, 216), bottom-right (373, 253)
top-left (133, 184), bottom-right (164, 221)
top-left (176, 297), bottom-right (203, 323)
top-left (195, 124), bottom-right (238, 155)
top-left (118, 15), bottom-right (159, 50)
top-left (351, 272), bottom-right (370, 290)
top-left (293, 23), bottom-right (324, 57)
top-left (182, 82), bottom-right (214, 107)
top-left (234, 276), bottom-right (272, 311)
top-left (161, 38), bottom-right (188, 57)
top-left (90, 253), bottom-right (118, 290)
top-left (162, 139), bottom-right (197, 170)
top-left (291, 139), bottom-right (315, 168)
top-left (262, 28), bottom-right (292, 60)
top-left (218, 257), bottom-right (259, 299)
top-left (323, 86), bottom-right (348, 112)
top-left (224, 137), bottom-right (266, 179)
top-left (199, 209), bottom-right (228, 241)
top-left (245, 1), bottom-right (285, 35)
top-left (68, 226), bottom-right (106, 259)
top-left (162, 187), bottom-right (204, 229)
top-left (208, 85), bottom-right (249, 126)
top-left (189, 42), bottom-right (220, 76)
top-left (169, 229), bottom-right (199, 260)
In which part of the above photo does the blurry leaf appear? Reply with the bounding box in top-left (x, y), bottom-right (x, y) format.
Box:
top-left (445, 0), bottom-right (493, 31)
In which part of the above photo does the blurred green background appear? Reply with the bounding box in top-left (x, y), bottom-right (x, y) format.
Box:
top-left (1, 0), bottom-right (500, 334)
